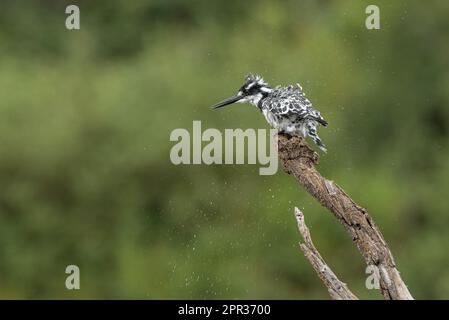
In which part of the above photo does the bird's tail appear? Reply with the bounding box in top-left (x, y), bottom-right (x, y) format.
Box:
top-left (307, 124), bottom-right (327, 153)
top-left (313, 136), bottom-right (327, 153)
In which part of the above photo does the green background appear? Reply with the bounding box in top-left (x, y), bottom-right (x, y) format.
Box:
top-left (0, 0), bottom-right (448, 299)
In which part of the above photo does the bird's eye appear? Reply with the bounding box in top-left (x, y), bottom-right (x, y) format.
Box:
top-left (247, 85), bottom-right (259, 94)
top-left (242, 84), bottom-right (255, 94)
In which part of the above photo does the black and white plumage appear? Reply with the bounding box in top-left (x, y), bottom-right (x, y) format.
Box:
top-left (212, 74), bottom-right (328, 152)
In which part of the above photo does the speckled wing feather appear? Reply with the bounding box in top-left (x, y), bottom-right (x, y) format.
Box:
top-left (261, 84), bottom-right (328, 126)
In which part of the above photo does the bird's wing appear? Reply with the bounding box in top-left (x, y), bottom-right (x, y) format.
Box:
top-left (265, 85), bottom-right (328, 126)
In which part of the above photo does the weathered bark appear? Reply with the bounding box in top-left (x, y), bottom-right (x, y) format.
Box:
top-left (294, 207), bottom-right (358, 300)
top-left (279, 134), bottom-right (413, 300)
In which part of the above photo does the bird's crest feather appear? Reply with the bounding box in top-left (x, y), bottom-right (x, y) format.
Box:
top-left (245, 74), bottom-right (268, 86)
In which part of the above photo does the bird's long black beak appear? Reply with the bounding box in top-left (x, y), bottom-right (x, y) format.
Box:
top-left (211, 95), bottom-right (242, 109)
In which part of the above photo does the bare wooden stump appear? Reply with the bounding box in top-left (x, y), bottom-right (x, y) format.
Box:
top-left (278, 134), bottom-right (413, 300)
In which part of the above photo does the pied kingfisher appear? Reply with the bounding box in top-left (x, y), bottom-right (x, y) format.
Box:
top-left (212, 74), bottom-right (328, 152)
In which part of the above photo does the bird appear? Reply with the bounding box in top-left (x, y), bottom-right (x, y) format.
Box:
top-left (211, 74), bottom-right (328, 152)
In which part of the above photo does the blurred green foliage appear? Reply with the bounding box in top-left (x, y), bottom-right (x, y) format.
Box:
top-left (0, 0), bottom-right (448, 299)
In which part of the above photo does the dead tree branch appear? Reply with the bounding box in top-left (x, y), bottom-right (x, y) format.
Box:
top-left (294, 207), bottom-right (358, 300)
top-left (279, 134), bottom-right (413, 300)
